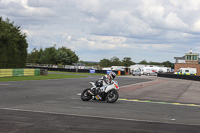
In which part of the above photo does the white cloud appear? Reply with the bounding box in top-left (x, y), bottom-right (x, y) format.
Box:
top-left (140, 44), bottom-right (173, 50)
top-left (80, 16), bottom-right (99, 23)
top-left (164, 12), bottom-right (188, 30)
top-left (75, 0), bottom-right (103, 14)
top-left (193, 20), bottom-right (200, 32)
top-left (67, 36), bottom-right (72, 41)
top-left (1, 0), bottom-right (200, 62)
top-left (169, 0), bottom-right (200, 11)
top-left (65, 35), bottom-right (131, 51)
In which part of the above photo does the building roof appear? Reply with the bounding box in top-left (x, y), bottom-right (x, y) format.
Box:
top-left (185, 53), bottom-right (199, 55)
top-left (174, 56), bottom-right (185, 60)
top-left (174, 55), bottom-right (200, 63)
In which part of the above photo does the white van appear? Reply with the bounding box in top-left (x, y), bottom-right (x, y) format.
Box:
top-left (143, 67), bottom-right (159, 76)
top-left (174, 68), bottom-right (197, 75)
top-left (132, 69), bottom-right (141, 76)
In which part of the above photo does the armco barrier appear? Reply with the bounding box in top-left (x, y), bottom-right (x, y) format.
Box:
top-left (26, 66), bottom-right (125, 75)
top-left (0, 69), bottom-right (40, 77)
top-left (157, 73), bottom-right (200, 81)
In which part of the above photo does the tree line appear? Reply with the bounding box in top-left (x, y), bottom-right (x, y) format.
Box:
top-left (79, 57), bottom-right (174, 69)
top-left (98, 57), bottom-right (135, 67)
top-left (27, 46), bottom-right (79, 65)
top-left (97, 57), bottom-right (174, 68)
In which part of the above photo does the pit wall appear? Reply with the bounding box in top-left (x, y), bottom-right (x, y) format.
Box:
top-left (0, 69), bottom-right (40, 77)
top-left (157, 73), bottom-right (200, 81)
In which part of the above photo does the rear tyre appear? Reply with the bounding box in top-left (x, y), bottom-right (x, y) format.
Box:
top-left (106, 89), bottom-right (119, 103)
top-left (81, 89), bottom-right (92, 101)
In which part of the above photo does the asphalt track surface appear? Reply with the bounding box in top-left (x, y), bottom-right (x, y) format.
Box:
top-left (0, 76), bottom-right (200, 133)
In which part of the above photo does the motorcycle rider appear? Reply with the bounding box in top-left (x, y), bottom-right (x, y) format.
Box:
top-left (92, 72), bottom-right (116, 99)
top-left (101, 71), bottom-right (116, 85)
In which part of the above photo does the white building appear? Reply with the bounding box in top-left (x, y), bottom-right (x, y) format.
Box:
top-left (102, 66), bottom-right (125, 71)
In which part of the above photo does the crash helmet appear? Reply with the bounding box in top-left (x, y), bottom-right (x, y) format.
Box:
top-left (109, 72), bottom-right (116, 80)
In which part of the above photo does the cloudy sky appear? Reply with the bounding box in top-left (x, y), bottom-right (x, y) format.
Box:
top-left (1, 0), bottom-right (200, 63)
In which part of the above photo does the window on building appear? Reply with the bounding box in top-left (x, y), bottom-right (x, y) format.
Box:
top-left (192, 55), bottom-right (198, 60)
top-left (186, 55), bottom-right (198, 61)
top-left (187, 55), bottom-right (191, 60)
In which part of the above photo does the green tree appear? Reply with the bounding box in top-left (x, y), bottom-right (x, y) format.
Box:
top-left (99, 58), bottom-right (111, 67)
top-left (43, 46), bottom-right (57, 64)
top-left (37, 48), bottom-right (44, 64)
top-left (149, 61), bottom-right (161, 66)
top-left (162, 61), bottom-right (174, 69)
top-left (55, 47), bottom-right (79, 65)
top-left (138, 60), bottom-right (148, 65)
top-left (122, 57), bottom-right (135, 67)
top-left (27, 48), bottom-right (39, 64)
top-left (27, 46), bottom-right (79, 65)
top-left (110, 56), bottom-right (122, 66)
top-left (0, 17), bottom-right (28, 68)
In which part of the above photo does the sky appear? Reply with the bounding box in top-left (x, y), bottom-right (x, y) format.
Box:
top-left (1, 0), bottom-right (200, 63)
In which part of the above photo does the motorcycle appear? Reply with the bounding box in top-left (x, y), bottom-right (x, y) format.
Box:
top-left (81, 80), bottom-right (119, 103)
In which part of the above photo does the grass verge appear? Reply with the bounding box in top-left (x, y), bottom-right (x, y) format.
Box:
top-left (0, 74), bottom-right (87, 82)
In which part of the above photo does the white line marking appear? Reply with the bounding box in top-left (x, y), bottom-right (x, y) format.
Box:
top-left (0, 107), bottom-right (200, 126)
top-left (120, 79), bottom-right (158, 88)
top-left (118, 99), bottom-right (200, 108)
top-left (77, 93), bottom-right (81, 96)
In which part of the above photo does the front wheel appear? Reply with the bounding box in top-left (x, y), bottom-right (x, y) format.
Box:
top-left (106, 89), bottom-right (119, 103)
top-left (81, 89), bottom-right (92, 101)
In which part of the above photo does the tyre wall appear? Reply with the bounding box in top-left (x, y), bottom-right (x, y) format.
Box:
top-left (0, 69), bottom-right (40, 77)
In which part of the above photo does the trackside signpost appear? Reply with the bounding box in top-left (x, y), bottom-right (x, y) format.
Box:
top-left (90, 69), bottom-right (95, 73)
top-left (107, 70), bottom-right (112, 74)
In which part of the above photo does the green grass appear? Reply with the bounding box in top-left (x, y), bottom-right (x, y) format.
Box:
top-left (0, 74), bottom-right (87, 82)
top-left (49, 71), bottom-right (106, 76)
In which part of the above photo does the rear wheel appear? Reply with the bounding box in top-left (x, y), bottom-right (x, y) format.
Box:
top-left (81, 89), bottom-right (92, 101)
top-left (106, 90), bottom-right (119, 103)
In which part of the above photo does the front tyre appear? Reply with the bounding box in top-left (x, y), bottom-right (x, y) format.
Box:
top-left (106, 89), bottom-right (119, 103)
top-left (81, 89), bottom-right (92, 101)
